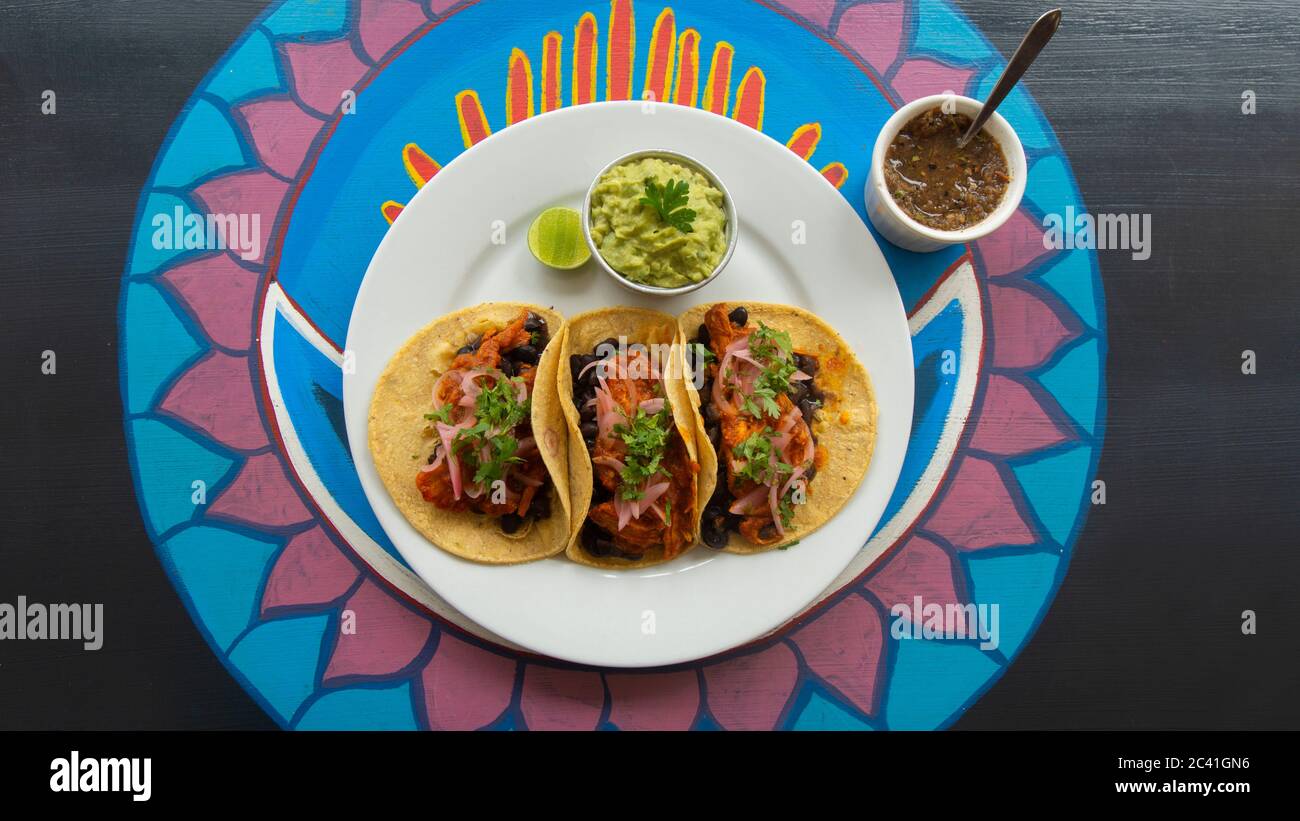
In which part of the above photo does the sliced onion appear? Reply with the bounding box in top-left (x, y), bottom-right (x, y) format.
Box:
top-left (791, 370), bottom-right (812, 381)
top-left (517, 436), bottom-right (537, 455)
top-left (639, 397), bottom-right (665, 414)
top-left (780, 466), bottom-right (806, 500)
top-left (768, 481), bottom-right (784, 538)
top-left (729, 485), bottom-right (769, 515)
top-left (615, 496), bottom-right (633, 531)
top-left (592, 455), bottom-right (627, 473)
top-left (431, 369), bottom-right (463, 405)
top-left (635, 481), bottom-right (671, 517)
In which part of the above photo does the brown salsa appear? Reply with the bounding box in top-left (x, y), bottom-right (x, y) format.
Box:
top-left (884, 107), bottom-right (1009, 231)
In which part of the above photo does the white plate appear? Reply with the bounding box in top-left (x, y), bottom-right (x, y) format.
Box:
top-left (344, 101), bottom-right (912, 668)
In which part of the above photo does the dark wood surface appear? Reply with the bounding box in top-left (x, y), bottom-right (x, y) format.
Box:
top-left (0, 0), bottom-right (1296, 729)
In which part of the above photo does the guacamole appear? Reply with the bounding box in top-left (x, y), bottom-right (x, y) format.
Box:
top-left (589, 156), bottom-right (728, 288)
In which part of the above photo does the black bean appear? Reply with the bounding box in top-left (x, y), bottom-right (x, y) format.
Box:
top-left (728, 306), bottom-right (748, 327)
top-left (580, 422), bottom-right (597, 442)
top-left (524, 312), bottom-right (546, 334)
top-left (456, 344), bottom-right (476, 355)
top-left (788, 380), bottom-right (809, 404)
top-left (580, 524), bottom-right (599, 551)
top-left (579, 403), bottom-right (597, 423)
top-left (509, 344), bottom-right (539, 365)
top-left (703, 401), bottom-right (721, 424)
top-left (758, 523), bottom-right (778, 541)
top-left (804, 465), bottom-right (817, 482)
top-left (498, 358), bottom-right (516, 377)
top-left (707, 424), bottom-right (721, 451)
top-left (793, 353), bottom-right (818, 376)
top-left (592, 537), bottom-right (617, 557)
top-left (531, 492), bottom-right (552, 520)
top-left (500, 513), bottom-right (523, 534)
top-left (807, 385), bottom-right (825, 403)
top-left (696, 324), bottom-right (711, 347)
top-left (798, 398), bottom-right (821, 424)
top-left (426, 451), bottom-right (438, 465)
top-left (535, 332), bottom-right (550, 351)
top-left (702, 515), bottom-right (728, 549)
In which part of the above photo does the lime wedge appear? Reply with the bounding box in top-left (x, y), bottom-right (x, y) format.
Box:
top-left (527, 207), bottom-right (590, 270)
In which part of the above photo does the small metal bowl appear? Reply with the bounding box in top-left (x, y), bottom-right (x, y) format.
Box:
top-left (582, 148), bottom-right (738, 297)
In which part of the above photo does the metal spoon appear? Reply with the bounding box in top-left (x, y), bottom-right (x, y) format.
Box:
top-left (957, 9), bottom-right (1062, 147)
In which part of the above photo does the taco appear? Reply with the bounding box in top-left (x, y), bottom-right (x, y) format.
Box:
top-left (680, 302), bottom-right (877, 553)
top-left (367, 303), bottom-right (571, 564)
top-left (559, 308), bottom-right (703, 569)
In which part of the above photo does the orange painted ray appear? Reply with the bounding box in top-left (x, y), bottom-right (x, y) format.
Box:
top-left (402, 143), bottom-right (441, 188)
top-left (787, 123), bottom-right (821, 160)
top-left (506, 48), bottom-right (534, 125)
top-left (732, 66), bottom-right (765, 130)
top-left (381, 200), bottom-right (405, 224)
top-left (673, 28), bottom-right (700, 107)
top-left (573, 12), bottom-right (598, 105)
top-left (381, 5), bottom-right (854, 226)
top-left (541, 31), bottom-right (562, 113)
top-left (821, 162), bottom-right (848, 189)
top-left (455, 90), bottom-right (492, 148)
top-left (606, 0), bottom-right (635, 101)
top-left (702, 41), bottom-right (734, 115)
top-left (644, 8), bottom-right (676, 103)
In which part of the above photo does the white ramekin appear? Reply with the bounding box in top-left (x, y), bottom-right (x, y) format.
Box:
top-left (865, 94), bottom-right (1027, 253)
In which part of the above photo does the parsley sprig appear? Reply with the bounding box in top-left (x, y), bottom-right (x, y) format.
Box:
top-left (640, 177), bottom-right (696, 234)
top-left (613, 404), bottom-right (674, 500)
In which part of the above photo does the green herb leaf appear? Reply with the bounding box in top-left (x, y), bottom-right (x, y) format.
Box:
top-left (424, 404), bottom-right (454, 425)
top-left (732, 429), bottom-right (794, 487)
top-left (613, 405), bottom-right (674, 497)
top-left (640, 177), bottom-right (696, 234)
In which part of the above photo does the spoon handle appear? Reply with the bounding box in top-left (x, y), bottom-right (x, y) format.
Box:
top-left (958, 8), bottom-right (1062, 147)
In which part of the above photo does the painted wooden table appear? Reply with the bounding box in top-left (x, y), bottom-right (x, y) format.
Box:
top-left (0, 0), bottom-right (1295, 730)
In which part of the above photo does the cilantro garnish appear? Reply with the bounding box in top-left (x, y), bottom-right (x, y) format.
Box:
top-left (640, 177), bottom-right (696, 234)
top-left (613, 405), bottom-right (674, 499)
top-left (424, 404), bottom-right (454, 425)
top-left (732, 429), bottom-right (793, 487)
top-left (448, 374), bottom-right (532, 488)
top-left (735, 322), bottom-right (800, 420)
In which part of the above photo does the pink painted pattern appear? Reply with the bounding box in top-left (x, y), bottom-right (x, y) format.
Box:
top-left (520, 667), bottom-right (605, 730)
top-left (703, 642), bottom-right (799, 730)
top-left (836, 1), bottom-right (906, 75)
top-left (159, 352), bottom-right (269, 452)
top-left (282, 39), bottom-right (371, 117)
top-left (236, 97), bottom-right (327, 179)
top-left (924, 456), bottom-right (1038, 551)
top-left (324, 578), bottom-right (433, 684)
top-left (261, 526), bottom-right (361, 616)
top-left (606, 672), bottom-right (701, 730)
top-left (207, 452), bottom-right (313, 529)
top-left (159, 254), bottom-right (261, 351)
top-left (969, 374), bottom-right (1073, 456)
top-left (420, 634), bottom-right (516, 730)
top-left (358, 0), bottom-right (429, 62)
top-left (791, 594), bottom-right (885, 717)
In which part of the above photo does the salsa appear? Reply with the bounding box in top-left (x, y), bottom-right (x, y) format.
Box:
top-left (884, 107), bottom-right (1009, 231)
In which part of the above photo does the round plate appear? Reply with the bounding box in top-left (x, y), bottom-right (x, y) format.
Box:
top-left (344, 101), bottom-right (912, 668)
